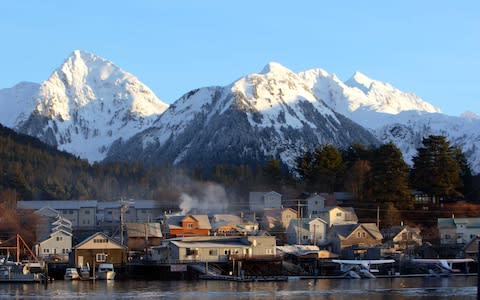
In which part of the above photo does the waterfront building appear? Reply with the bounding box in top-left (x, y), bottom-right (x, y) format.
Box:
top-left (165, 214), bottom-right (211, 238)
top-left (126, 223), bottom-right (163, 252)
top-left (150, 235), bottom-right (277, 263)
top-left (438, 217), bottom-right (480, 245)
top-left (72, 232), bottom-right (127, 268)
top-left (327, 223), bottom-right (383, 256)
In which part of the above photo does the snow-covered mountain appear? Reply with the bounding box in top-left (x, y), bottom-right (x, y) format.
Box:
top-left (105, 62), bottom-right (379, 167)
top-left (0, 82), bottom-right (40, 128)
top-left (1, 50), bottom-right (479, 173)
top-left (298, 67), bottom-right (480, 172)
top-left (298, 68), bottom-right (441, 128)
top-left (6, 50), bottom-right (168, 161)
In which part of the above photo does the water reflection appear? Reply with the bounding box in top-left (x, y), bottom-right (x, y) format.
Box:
top-left (0, 276), bottom-right (476, 300)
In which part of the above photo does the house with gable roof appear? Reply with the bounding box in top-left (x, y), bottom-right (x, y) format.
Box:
top-left (286, 217), bottom-right (328, 246)
top-left (249, 191), bottom-right (282, 214)
top-left (72, 232), bottom-right (127, 268)
top-left (262, 208), bottom-right (298, 231)
top-left (165, 214), bottom-right (211, 238)
top-left (318, 206), bottom-right (358, 227)
top-left (34, 207), bottom-right (73, 262)
top-left (382, 225), bottom-right (422, 253)
top-left (438, 217), bottom-right (480, 245)
top-left (327, 223), bottom-right (383, 255)
top-left (211, 214), bottom-right (259, 236)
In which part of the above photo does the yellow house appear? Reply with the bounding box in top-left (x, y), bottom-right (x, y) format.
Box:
top-left (73, 232), bottom-right (127, 268)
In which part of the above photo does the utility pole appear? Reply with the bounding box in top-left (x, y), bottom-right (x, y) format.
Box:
top-left (376, 206), bottom-right (380, 228)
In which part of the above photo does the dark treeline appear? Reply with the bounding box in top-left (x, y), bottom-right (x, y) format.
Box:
top-left (1, 123), bottom-right (479, 224)
top-left (0, 124), bottom-right (284, 208)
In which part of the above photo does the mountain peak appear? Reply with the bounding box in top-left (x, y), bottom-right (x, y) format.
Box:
top-left (346, 71), bottom-right (374, 93)
top-left (260, 61), bottom-right (293, 75)
top-left (461, 111), bottom-right (480, 120)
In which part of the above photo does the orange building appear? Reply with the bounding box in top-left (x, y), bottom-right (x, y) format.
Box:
top-left (166, 215), bottom-right (211, 238)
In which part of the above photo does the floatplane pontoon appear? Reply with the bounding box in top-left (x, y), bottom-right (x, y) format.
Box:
top-left (332, 259), bottom-right (395, 278)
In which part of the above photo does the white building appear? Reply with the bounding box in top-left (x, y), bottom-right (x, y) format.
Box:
top-left (18, 200), bottom-right (97, 230)
top-left (34, 207), bottom-right (73, 262)
top-left (249, 191), bottom-right (282, 214)
top-left (438, 217), bottom-right (480, 245)
top-left (35, 230), bottom-right (72, 262)
top-left (306, 194), bottom-right (326, 218)
top-left (150, 236), bottom-right (277, 262)
top-left (286, 218), bottom-right (328, 246)
top-left (318, 206), bottom-right (358, 227)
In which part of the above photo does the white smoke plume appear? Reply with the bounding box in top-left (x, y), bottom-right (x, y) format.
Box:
top-left (179, 182), bottom-right (229, 214)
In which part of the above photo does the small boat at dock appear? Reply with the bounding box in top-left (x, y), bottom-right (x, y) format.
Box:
top-left (97, 263), bottom-right (115, 280)
top-left (78, 264), bottom-right (90, 280)
top-left (64, 268), bottom-right (80, 280)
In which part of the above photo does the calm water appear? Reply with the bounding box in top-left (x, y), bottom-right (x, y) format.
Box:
top-left (0, 276), bottom-right (477, 299)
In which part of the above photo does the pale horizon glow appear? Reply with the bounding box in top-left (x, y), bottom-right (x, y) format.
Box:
top-left (0, 1), bottom-right (478, 116)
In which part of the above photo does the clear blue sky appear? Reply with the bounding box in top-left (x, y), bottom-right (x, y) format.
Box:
top-left (1, 1), bottom-right (479, 116)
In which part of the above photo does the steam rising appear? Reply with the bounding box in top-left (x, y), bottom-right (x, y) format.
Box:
top-left (179, 182), bottom-right (229, 214)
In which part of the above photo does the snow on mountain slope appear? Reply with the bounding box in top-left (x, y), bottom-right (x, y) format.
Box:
top-left (299, 69), bottom-right (441, 128)
top-left (375, 111), bottom-right (480, 173)
top-left (106, 62), bottom-right (379, 168)
top-left (0, 82), bottom-right (40, 127)
top-left (18, 50), bottom-right (168, 161)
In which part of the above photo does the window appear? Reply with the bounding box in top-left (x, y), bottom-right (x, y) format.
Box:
top-left (94, 238), bottom-right (108, 243)
top-left (85, 210), bottom-right (90, 215)
top-left (357, 232), bottom-right (361, 238)
top-left (187, 223), bottom-right (193, 229)
top-left (209, 249), bottom-right (218, 256)
top-left (56, 236), bottom-right (63, 241)
top-left (186, 248), bottom-right (198, 256)
top-left (265, 249), bottom-right (274, 255)
top-left (336, 212), bottom-right (342, 217)
top-left (362, 232), bottom-right (366, 238)
top-left (108, 211), bottom-right (112, 215)
top-left (96, 253), bottom-right (106, 262)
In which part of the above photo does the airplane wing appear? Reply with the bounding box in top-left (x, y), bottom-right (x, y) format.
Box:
top-left (332, 259), bottom-right (395, 267)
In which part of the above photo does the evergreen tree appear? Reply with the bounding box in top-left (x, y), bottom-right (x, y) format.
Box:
top-left (263, 159), bottom-right (284, 188)
top-left (452, 146), bottom-right (473, 199)
top-left (313, 145), bottom-right (345, 193)
top-left (411, 135), bottom-right (463, 201)
top-left (295, 145), bottom-right (345, 193)
top-left (367, 143), bottom-right (412, 209)
top-left (344, 160), bottom-right (371, 203)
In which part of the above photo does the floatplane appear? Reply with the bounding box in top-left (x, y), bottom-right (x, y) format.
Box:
top-left (410, 258), bottom-right (474, 277)
top-left (332, 259), bottom-right (395, 278)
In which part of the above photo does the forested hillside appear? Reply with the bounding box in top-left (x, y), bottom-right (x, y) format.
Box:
top-left (0, 123), bottom-right (175, 203)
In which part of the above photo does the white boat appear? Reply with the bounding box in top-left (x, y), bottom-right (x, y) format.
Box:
top-left (64, 267), bottom-right (80, 280)
top-left (0, 262), bottom-right (43, 283)
top-left (97, 263), bottom-right (115, 280)
top-left (78, 264), bottom-right (90, 280)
